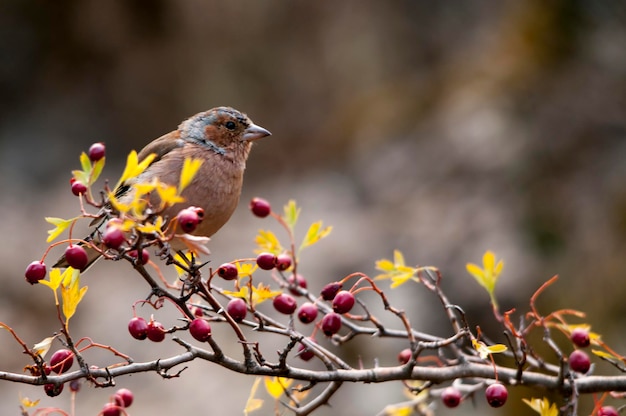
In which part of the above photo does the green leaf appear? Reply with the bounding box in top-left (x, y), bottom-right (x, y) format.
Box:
top-left (79, 152), bottom-right (91, 174)
top-left (282, 200), bottom-right (300, 232)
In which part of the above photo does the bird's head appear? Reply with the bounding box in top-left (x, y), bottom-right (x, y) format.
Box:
top-left (180, 107), bottom-right (271, 155)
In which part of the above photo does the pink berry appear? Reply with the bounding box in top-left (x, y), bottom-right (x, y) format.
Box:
top-left (397, 348), bottom-right (412, 365)
top-left (569, 350), bottom-right (591, 373)
top-left (176, 207), bottom-right (203, 233)
top-left (217, 263), bottom-right (238, 280)
top-left (64, 245), bottom-right (89, 271)
top-left (25, 261), bottom-right (47, 284)
top-left (88, 142), bottom-right (106, 162)
top-left (250, 197), bottom-right (271, 218)
top-left (288, 273), bottom-right (308, 296)
top-left (598, 406), bottom-right (619, 416)
top-left (256, 252), bottom-right (276, 270)
top-left (101, 402), bottom-right (121, 416)
top-left (44, 383), bottom-right (64, 397)
top-left (189, 318), bottom-right (211, 342)
top-left (273, 293), bottom-right (297, 315)
top-left (49, 349), bottom-right (74, 374)
top-left (321, 312), bottom-right (342, 336)
top-left (128, 317), bottom-right (148, 340)
top-left (128, 249), bottom-right (150, 265)
top-left (571, 328), bottom-right (590, 348)
top-left (226, 298), bottom-right (247, 322)
top-left (103, 226), bottom-right (125, 250)
top-left (71, 180), bottom-right (87, 196)
top-left (320, 282), bottom-right (342, 301)
top-left (441, 386), bottom-right (462, 408)
top-left (332, 290), bottom-right (355, 314)
top-left (485, 383), bottom-right (508, 408)
top-left (275, 253), bottom-right (292, 271)
top-left (146, 320), bottom-right (165, 342)
top-left (69, 379), bottom-right (81, 392)
top-left (297, 302), bottom-right (318, 324)
top-left (114, 388), bottom-right (134, 408)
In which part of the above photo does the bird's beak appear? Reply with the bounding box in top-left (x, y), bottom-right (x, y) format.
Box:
top-left (243, 123), bottom-right (271, 141)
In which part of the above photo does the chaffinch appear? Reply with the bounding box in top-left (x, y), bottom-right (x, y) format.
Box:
top-left (54, 106), bottom-right (270, 269)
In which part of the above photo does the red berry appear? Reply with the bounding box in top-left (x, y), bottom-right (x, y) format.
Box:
top-left (598, 406), bottom-right (619, 416)
top-left (217, 263), bottom-right (238, 280)
top-left (146, 320), bottom-right (166, 342)
top-left (320, 282), bottom-right (342, 301)
top-left (189, 318), bottom-right (211, 342)
top-left (256, 252), bottom-right (276, 270)
top-left (288, 273), bottom-right (308, 296)
top-left (273, 293), bottom-right (297, 315)
top-left (64, 245), bottom-right (89, 271)
top-left (226, 298), bottom-right (247, 322)
top-left (250, 197), bottom-right (271, 218)
top-left (571, 328), bottom-right (590, 348)
top-left (485, 383), bottom-right (508, 408)
top-left (103, 226), bottom-right (125, 250)
top-left (441, 386), bottom-right (462, 408)
top-left (49, 349), bottom-right (74, 374)
top-left (128, 249), bottom-right (150, 265)
top-left (44, 383), bottom-right (64, 397)
top-left (569, 349), bottom-right (591, 373)
top-left (114, 388), bottom-right (134, 408)
top-left (25, 261), bottom-right (47, 284)
top-left (397, 348), bottom-right (412, 365)
top-left (332, 290), bottom-right (355, 314)
top-left (101, 402), bottom-right (121, 416)
top-left (177, 207), bottom-right (203, 233)
top-left (298, 339), bottom-right (316, 361)
top-left (88, 142), bottom-right (106, 162)
top-left (275, 253), bottom-right (292, 271)
top-left (297, 302), bottom-right (318, 324)
top-left (321, 312), bottom-right (342, 336)
top-left (128, 317), bottom-right (148, 340)
top-left (71, 181), bottom-right (87, 196)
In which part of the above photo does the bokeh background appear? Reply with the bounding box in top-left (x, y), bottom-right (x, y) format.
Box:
top-left (1, 1), bottom-right (626, 415)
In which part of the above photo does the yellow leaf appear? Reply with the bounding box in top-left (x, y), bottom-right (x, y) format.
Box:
top-left (592, 349), bottom-right (617, 360)
top-left (244, 377), bottom-right (264, 415)
top-left (179, 157), bottom-right (203, 193)
top-left (32, 336), bottom-right (57, 357)
top-left (19, 393), bottom-right (40, 408)
top-left (155, 182), bottom-right (185, 208)
top-left (107, 192), bottom-right (132, 214)
top-left (382, 405), bottom-right (414, 416)
top-left (40, 267), bottom-right (77, 293)
top-left (90, 157), bottom-right (105, 185)
top-left (466, 250), bottom-right (504, 308)
top-left (472, 339), bottom-right (508, 359)
top-left (61, 274), bottom-right (88, 322)
top-left (254, 229), bottom-right (283, 255)
top-left (375, 250), bottom-right (418, 288)
top-left (116, 151), bottom-right (156, 190)
top-left (79, 151), bottom-right (91, 173)
top-left (251, 283), bottom-right (281, 306)
top-left (236, 262), bottom-right (257, 278)
top-left (264, 376), bottom-right (292, 399)
top-left (45, 217), bottom-right (75, 243)
top-left (300, 221), bottom-right (332, 250)
top-left (282, 200), bottom-right (300, 231)
top-left (523, 397), bottom-right (559, 416)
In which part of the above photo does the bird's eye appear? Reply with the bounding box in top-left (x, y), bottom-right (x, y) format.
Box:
top-left (225, 121), bottom-right (236, 130)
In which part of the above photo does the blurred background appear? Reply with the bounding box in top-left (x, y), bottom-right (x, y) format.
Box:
top-left (1, 1), bottom-right (625, 415)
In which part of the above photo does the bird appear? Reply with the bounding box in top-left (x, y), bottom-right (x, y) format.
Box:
top-left (54, 106), bottom-right (271, 270)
